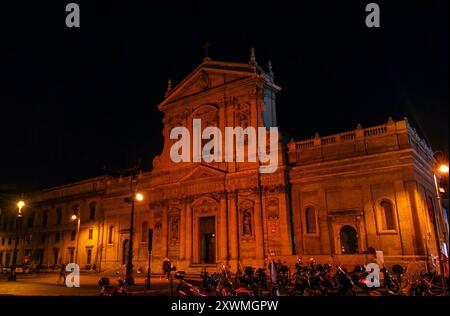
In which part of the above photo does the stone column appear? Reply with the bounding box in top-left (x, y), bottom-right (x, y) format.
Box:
top-left (179, 202), bottom-right (186, 261)
top-left (185, 203), bottom-right (192, 263)
top-left (254, 197), bottom-right (265, 265)
top-left (278, 190), bottom-right (293, 255)
top-left (402, 180), bottom-right (425, 256)
top-left (229, 193), bottom-right (238, 260)
top-left (261, 192), bottom-right (269, 255)
top-left (219, 194), bottom-right (228, 262)
top-left (362, 184), bottom-right (377, 251)
top-left (161, 204), bottom-right (169, 258)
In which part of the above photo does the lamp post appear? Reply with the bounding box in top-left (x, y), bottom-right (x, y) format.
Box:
top-left (8, 201), bottom-right (25, 281)
top-left (435, 164), bottom-right (449, 252)
top-left (124, 191), bottom-right (144, 285)
top-left (432, 163), bottom-right (449, 296)
top-left (71, 207), bottom-right (81, 264)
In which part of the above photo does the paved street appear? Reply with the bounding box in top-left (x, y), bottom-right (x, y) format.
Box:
top-left (0, 272), bottom-right (172, 296)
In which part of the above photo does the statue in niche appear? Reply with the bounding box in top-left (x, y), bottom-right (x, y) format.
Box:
top-left (243, 210), bottom-right (252, 236)
top-left (235, 103), bottom-right (250, 129)
top-left (170, 215), bottom-right (179, 240)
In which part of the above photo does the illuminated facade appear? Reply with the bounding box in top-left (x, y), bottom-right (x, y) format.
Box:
top-left (0, 54), bottom-right (441, 274)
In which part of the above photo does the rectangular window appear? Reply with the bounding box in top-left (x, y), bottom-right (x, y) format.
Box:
top-left (55, 232), bottom-right (60, 243)
top-left (27, 213), bottom-right (34, 228)
top-left (5, 252), bottom-right (11, 267)
top-left (108, 226), bottom-right (114, 244)
top-left (69, 249), bottom-right (74, 263)
top-left (56, 208), bottom-right (62, 225)
top-left (1, 237), bottom-right (4, 246)
top-left (42, 210), bottom-right (48, 226)
top-left (88, 229), bottom-right (93, 240)
top-left (89, 203), bottom-right (96, 221)
top-left (86, 249), bottom-right (92, 265)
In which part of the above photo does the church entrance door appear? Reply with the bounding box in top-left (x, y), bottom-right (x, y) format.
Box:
top-left (199, 217), bottom-right (215, 264)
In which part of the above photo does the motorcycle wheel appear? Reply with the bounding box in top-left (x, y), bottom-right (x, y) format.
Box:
top-left (387, 281), bottom-right (400, 293)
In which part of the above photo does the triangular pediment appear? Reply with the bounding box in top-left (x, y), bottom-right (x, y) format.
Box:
top-left (177, 164), bottom-right (226, 183)
top-left (158, 60), bottom-right (256, 108)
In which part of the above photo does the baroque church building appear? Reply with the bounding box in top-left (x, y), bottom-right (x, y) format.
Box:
top-left (0, 52), bottom-right (441, 274)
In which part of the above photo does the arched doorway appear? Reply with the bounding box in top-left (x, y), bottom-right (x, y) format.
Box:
top-left (340, 225), bottom-right (358, 254)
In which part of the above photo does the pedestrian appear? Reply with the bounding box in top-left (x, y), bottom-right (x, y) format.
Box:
top-left (57, 263), bottom-right (67, 285)
top-left (164, 259), bottom-right (172, 279)
top-left (161, 258), bottom-right (171, 279)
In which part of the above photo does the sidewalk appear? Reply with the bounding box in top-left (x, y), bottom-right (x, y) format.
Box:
top-left (0, 272), bottom-right (172, 296)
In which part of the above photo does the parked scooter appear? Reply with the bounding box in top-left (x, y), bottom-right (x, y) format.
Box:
top-left (98, 277), bottom-right (130, 296)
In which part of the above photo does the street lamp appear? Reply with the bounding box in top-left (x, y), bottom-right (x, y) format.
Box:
top-left (124, 191), bottom-right (144, 285)
top-left (432, 163), bottom-right (449, 296)
top-left (71, 207), bottom-right (81, 265)
top-left (439, 164), bottom-right (449, 174)
top-left (8, 200), bottom-right (25, 281)
top-left (436, 164), bottom-right (449, 250)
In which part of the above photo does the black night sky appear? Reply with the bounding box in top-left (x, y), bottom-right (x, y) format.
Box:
top-left (0, 0), bottom-right (448, 192)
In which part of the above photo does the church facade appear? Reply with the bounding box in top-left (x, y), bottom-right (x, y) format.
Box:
top-left (0, 54), bottom-right (441, 274)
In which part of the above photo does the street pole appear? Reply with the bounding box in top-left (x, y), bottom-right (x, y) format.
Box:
top-left (433, 173), bottom-right (448, 296)
top-left (74, 210), bottom-right (81, 265)
top-left (8, 216), bottom-right (22, 281)
top-left (8, 202), bottom-right (24, 282)
top-left (126, 195), bottom-right (135, 285)
top-left (146, 250), bottom-right (152, 289)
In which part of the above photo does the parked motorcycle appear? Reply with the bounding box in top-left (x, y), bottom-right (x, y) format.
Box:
top-left (239, 266), bottom-right (259, 292)
top-left (216, 265), bottom-right (254, 296)
top-left (98, 277), bottom-right (130, 296)
top-left (381, 267), bottom-right (400, 293)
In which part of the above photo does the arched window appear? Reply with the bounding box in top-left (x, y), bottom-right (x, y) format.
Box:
top-left (141, 221), bottom-right (149, 243)
top-left (340, 225), bottom-right (358, 254)
top-left (305, 207), bottom-right (317, 234)
top-left (193, 105), bottom-right (219, 157)
top-left (89, 202), bottom-right (96, 221)
top-left (380, 200), bottom-right (396, 231)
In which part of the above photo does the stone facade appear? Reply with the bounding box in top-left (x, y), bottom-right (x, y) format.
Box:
top-left (0, 56), bottom-right (441, 274)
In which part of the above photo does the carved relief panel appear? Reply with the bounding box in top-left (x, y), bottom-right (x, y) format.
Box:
top-left (153, 210), bottom-right (163, 241)
top-left (266, 197), bottom-right (280, 236)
